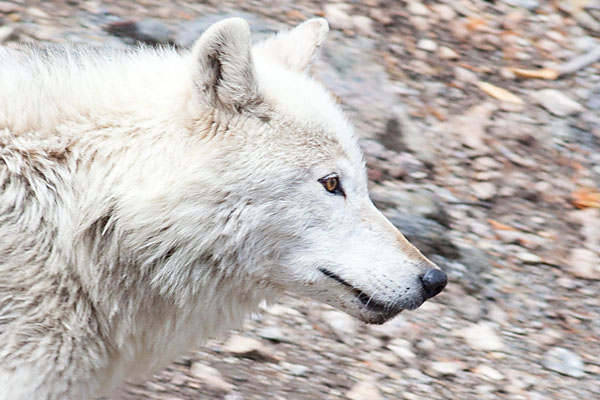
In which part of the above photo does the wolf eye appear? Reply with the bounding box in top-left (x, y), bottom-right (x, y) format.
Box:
top-left (318, 174), bottom-right (345, 196)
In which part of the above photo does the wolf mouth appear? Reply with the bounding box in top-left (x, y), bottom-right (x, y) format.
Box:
top-left (318, 267), bottom-right (396, 314)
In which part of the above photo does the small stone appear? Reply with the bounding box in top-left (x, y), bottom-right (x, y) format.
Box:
top-left (388, 338), bottom-right (416, 361)
top-left (568, 248), bottom-right (600, 280)
top-left (351, 15), bottom-right (374, 36)
top-left (542, 347), bottom-right (585, 378)
top-left (454, 67), bottom-right (478, 83)
top-left (531, 89), bottom-right (584, 117)
top-left (280, 361), bottom-right (310, 377)
top-left (407, 1), bottom-right (430, 16)
top-left (322, 310), bottom-right (358, 345)
top-left (517, 252), bottom-right (543, 264)
top-left (257, 326), bottom-right (286, 343)
top-left (0, 1), bottom-right (22, 13)
top-left (504, 0), bottom-right (540, 9)
top-left (324, 3), bottom-right (353, 30)
top-left (0, 25), bottom-right (15, 43)
top-left (438, 46), bottom-right (459, 59)
top-left (429, 361), bottom-right (465, 376)
top-left (417, 38), bottom-right (437, 52)
top-left (472, 182), bottom-right (497, 201)
top-left (474, 364), bottom-right (505, 381)
top-left (189, 363), bottom-right (234, 392)
top-left (432, 4), bottom-right (456, 21)
top-left (223, 335), bottom-right (275, 361)
top-left (346, 381), bottom-right (382, 400)
top-left (457, 322), bottom-right (505, 352)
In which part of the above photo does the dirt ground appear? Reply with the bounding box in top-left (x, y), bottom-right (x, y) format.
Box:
top-left (2, 0), bottom-right (599, 399)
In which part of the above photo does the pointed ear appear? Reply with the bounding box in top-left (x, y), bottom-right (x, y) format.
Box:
top-left (255, 18), bottom-right (329, 74)
top-left (192, 18), bottom-right (259, 110)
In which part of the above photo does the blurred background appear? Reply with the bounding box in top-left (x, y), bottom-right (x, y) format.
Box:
top-left (2, 0), bottom-right (599, 399)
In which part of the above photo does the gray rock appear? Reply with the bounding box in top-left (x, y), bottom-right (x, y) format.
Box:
top-left (542, 347), bottom-right (585, 378)
top-left (369, 184), bottom-right (451, 227)
top-left (385, 211), bottom-right (459, 259)
top-left (106, 19), bottom-right (174, 46)
top-left (531, 89), bottom-right (584, 117)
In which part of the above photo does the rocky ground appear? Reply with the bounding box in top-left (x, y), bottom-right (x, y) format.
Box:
top-left (2, 0), bottom-right (599, 399)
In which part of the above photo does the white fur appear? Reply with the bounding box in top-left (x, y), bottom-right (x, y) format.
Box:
top-left (0, 18), bottom-right (439, 399)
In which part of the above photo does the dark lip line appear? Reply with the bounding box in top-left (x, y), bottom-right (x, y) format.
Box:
top-left (318, 267), bottom-right (390, 313)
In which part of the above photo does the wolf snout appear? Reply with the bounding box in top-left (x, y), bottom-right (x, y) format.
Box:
top-left (420, 268), bottom-right (448, 299)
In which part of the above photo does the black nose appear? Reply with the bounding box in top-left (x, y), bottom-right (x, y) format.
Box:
top-left (420, 269), bottom-right (448, 299)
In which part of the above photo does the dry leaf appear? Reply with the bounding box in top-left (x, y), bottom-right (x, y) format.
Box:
top-left (477, 81), bottom-right (523, 104)
top-left (572, 188), bottom-right (600, 209)
top-left (488, 219), bottom-right (517, 231)
top-left (510, 67), bottom-right (559, 80)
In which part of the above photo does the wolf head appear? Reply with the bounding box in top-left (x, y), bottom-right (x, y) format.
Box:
top-left (182, 18), bottom-right (447, 325)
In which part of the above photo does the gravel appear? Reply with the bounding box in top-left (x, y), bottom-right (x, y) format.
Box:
top-left (4, 0), bottom-right (599, 399)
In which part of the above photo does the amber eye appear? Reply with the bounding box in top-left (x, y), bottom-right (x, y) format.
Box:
top-left (318, 174), bottom-right (345, 196)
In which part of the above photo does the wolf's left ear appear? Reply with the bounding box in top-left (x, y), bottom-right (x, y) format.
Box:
top-left (255, 18), bottom-right (329, 74)
top-left (192, 18), bottom-right (258, 110)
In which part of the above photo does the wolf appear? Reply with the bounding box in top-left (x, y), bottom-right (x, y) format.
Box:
top-left (0, 18), bottom-right (447, 399)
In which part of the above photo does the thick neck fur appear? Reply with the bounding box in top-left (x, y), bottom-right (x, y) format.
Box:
top-left (0, 45), bottom-right (286, 397)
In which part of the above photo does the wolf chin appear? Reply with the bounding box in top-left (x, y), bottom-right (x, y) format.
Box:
top-left (0, 18), bottom-right (447, 399)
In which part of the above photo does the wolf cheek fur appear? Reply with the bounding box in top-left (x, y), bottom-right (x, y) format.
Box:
top-left (0, 18), bottom-right (446, 399)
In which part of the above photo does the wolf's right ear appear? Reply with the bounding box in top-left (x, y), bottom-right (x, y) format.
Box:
top-left (192, 18), bottom-right (258, 110)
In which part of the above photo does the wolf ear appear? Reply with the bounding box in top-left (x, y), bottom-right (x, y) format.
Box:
top-left (192, 18), bottom-right (258, 110)
top-left (256, 18), bottom-right (329, 74)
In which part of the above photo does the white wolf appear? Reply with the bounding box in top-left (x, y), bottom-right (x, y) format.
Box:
top-left (0, 18), bottom-right (447, 399)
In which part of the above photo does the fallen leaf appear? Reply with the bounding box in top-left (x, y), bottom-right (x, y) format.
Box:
top-left (488, 219), bottom-right (517, 231)
top-left (477, 81), bottom-right (523, 104)
top-left (510, 67), bottom-right (559, 80)
top-left (572, 188), bottom-right (600, 209)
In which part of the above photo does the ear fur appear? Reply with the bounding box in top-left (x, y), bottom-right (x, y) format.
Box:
top-left (255, 18), bottom-right (329, 74)
top-left (192, 18), bottom-right (259, 110)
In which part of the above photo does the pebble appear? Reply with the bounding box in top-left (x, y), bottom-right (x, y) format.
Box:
top-left (223, 335), bottom-right (276, 361)
top-left (417, 38), bottom-right (438, 52)
top-left (346, 380), bottom-right (382, 400)
top-left (432, 4), bottom-right (457, 21)
top-left (0, 25), bottom-right (15, 42)
top-left (454, 66), bottom-right (478, 83)
top-left (474, 364), bottom-right (505, 381)
top-left (457, 323), bottom-right (505, 352)
top-left (407, 1), bottom-right (430, 16)
top-left (517, 251), bottom-right (543, 264)
top-left (531, 89), bottom-right (584, 117)
top-left (189, 363), bottom-right (234, 392)
top-left (542, 347), bottom-right (585, 378)
top-left (324, 3), bottom-right (353, 30)
top-left (429, 361), bottom-right (465, 376)
top-left (438, 46), bottom-right (459, 59)
top-left (322, 310), bottom-right (358, 345)
top-left (257, 326), bottom-right (287, 343)
top-left (280, 361), bottom-right (310, 377)
top-left (504, 0), bottom-right (540, 9)
top-left (568, 248), bottom-right (600, 280)
top-left (472, 182), bottom-right (497, 201)
top-left (0, 1), bottom-right (21, 13)
top-left (387, 338), bottom-right (416, 361)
